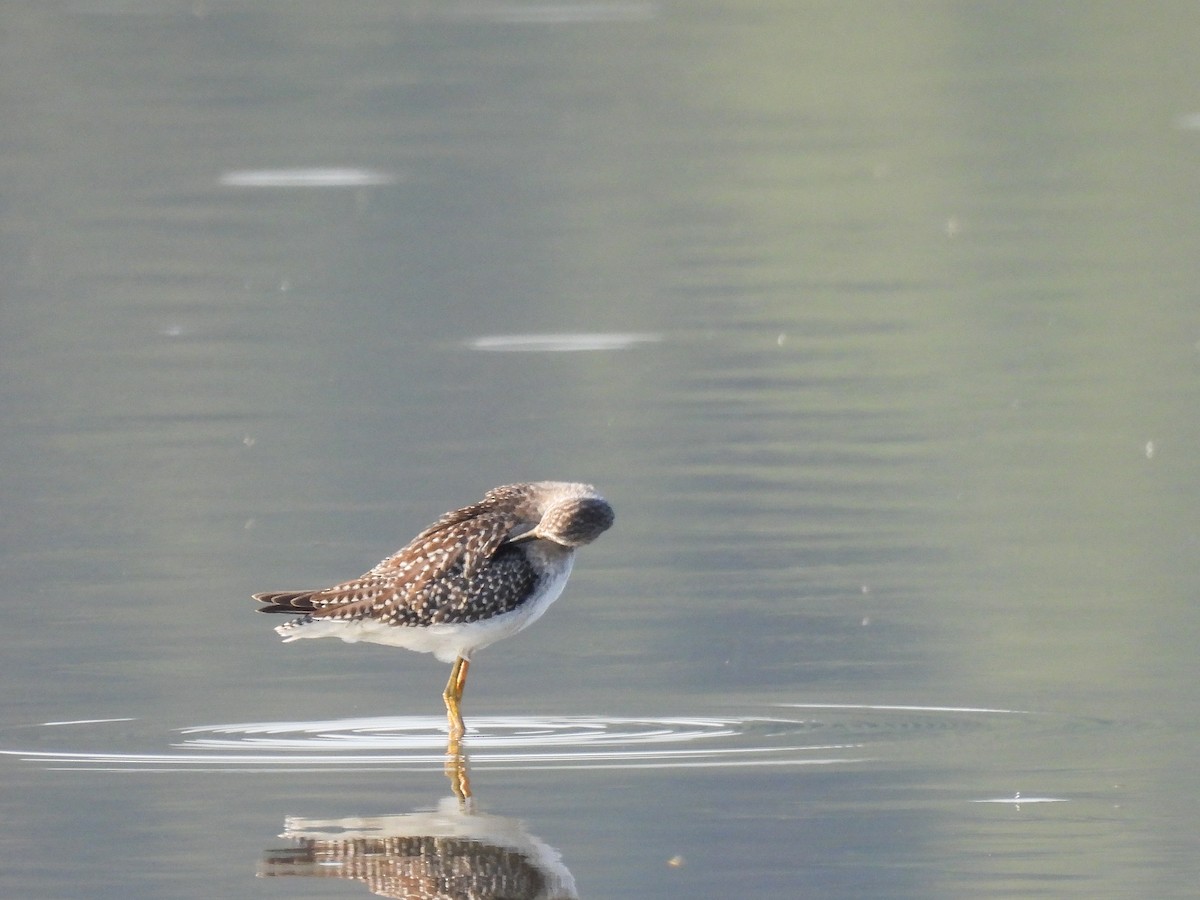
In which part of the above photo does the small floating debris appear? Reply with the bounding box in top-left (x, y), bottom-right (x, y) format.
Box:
top-left (469, 332), bottom-right (661, 352)
top-left (218, 168), bottom-right (399, 188)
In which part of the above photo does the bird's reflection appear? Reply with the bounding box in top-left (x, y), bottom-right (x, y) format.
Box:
top-left (260, 750), bottom-right (577, 899)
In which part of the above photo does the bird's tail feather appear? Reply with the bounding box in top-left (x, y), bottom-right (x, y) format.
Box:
top-left (254, 590), bottom-right (319, 614)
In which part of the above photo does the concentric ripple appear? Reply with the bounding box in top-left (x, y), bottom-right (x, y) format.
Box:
top-left (0, 704), bottom-right (1052, 773)
top-left (0, 714), bottom-right (859, 773)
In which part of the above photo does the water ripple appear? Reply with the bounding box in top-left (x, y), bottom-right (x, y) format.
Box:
top-left (0, 704), bottom-right (1064, 773)
top-left (2, 714), bottom-right (863, 772)
top-left (469, 332), bottom-right (661, 352)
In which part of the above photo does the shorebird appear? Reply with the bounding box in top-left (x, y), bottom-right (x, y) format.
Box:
top-left (255, 482), bottom-right (614, 742)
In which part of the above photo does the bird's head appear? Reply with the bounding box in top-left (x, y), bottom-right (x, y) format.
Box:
top-left (503, 481), bottom-right (614, 548)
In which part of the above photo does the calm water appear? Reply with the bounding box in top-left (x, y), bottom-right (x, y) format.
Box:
top-left (3, 2), bottom-right (1200, 897)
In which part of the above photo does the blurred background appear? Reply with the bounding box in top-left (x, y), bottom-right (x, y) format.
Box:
top-left (2, 2), bottom-right (1199, 897)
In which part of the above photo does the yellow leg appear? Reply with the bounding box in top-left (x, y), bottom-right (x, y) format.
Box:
top-left (443, 656), bottom-right (470, 742)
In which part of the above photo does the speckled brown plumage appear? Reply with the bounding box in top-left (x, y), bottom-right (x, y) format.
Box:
top-left (256, 543), bottom-right (541, 628)
top-left (254, 482), bottom-right (613, 742)
top-left (255, 482), bottom-right (611, 631)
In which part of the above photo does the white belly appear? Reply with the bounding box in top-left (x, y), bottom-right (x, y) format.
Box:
top-left (278, 548), bottom-right (576, 663)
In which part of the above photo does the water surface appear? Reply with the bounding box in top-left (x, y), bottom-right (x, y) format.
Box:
top-left (3, 2), bottom-right (1200, 897)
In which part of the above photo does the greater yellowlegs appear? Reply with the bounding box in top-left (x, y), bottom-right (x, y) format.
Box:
top-left (255, 482), bottom-right (614, 741)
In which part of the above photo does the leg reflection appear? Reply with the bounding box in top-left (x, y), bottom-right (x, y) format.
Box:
top-left (444, 741), bottom-right (472, 802)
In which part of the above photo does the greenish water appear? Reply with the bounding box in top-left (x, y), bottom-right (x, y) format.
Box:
top-left (3, 2), bottom-right (1200, 897)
